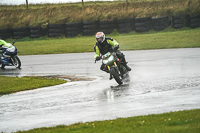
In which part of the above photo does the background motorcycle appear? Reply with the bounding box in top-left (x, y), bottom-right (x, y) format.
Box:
top-left (0, 41), bottom-right (21, 69)
top-left (96, 52), bottom-right (130, 85)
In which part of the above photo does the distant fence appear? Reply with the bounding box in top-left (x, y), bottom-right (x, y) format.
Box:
top-left (0, 14), bottom-right (200, 39)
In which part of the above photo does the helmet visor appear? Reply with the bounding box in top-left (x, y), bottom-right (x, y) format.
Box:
top-left (96, 37), bottom-right (103, 43)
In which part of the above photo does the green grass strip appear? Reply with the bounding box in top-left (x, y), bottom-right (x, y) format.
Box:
top-left (16, 109), bottom-right (200, 133)
top-left (6, 28), bottom-right (200, 55)
top-left (0, 76), bottom-right (67, 95)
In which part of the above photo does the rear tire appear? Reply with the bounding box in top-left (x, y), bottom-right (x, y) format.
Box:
top-left (119, 64), bottom-right (130, 83)
top-left (110, 67), bottom-right (123, 85)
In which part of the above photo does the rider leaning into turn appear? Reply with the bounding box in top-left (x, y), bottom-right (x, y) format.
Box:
top-left (0, 39), bottom-right (14, 64)
top-left (94, 32), bottom-right (131, 73)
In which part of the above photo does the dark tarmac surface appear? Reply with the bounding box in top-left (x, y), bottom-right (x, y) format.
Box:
top-left (0, 48), bottom-right (200, 132)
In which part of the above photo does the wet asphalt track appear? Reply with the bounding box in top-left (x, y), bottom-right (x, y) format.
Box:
top-left (0, 48), bottom-right (200, 132)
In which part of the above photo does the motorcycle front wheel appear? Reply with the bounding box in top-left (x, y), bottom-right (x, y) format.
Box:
top-left (110, 67), bottom-right (123, 85)
top-left (11, 56), bottom-right (21, 68)
top-left (0, 63), bottom-right (5, 69)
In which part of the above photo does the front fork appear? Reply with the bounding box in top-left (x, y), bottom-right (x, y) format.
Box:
top-left (10, 56), bottom-right (17, 65)
top-left (107, 62), bottom-right (117, 71)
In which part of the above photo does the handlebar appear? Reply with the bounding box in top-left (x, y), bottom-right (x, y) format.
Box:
top-left (94, 51), bottom-right (117, 63)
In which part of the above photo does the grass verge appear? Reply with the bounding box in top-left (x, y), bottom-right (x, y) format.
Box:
top-left (5, 27), bottom-right (200, 55)
top-left (15, 109), bottom-right (200, 133)
top-left (0, 76), bottom-right (67, 95)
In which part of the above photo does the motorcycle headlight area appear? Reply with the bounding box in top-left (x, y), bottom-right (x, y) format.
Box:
top-left (6, 46), bottom-right (16, 52)
top-left (103, 60), bottom-right (108, 64)
top-left (108, 56), bottom-right (114, 61)
top-left (103, 56), bottom-right (114, 64)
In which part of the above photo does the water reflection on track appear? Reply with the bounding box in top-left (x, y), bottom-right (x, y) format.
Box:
top-left (0, 48), bottom-right (200, 132)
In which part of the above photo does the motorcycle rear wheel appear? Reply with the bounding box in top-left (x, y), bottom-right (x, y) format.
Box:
top-left (110, 67), bottom-right (123, 85)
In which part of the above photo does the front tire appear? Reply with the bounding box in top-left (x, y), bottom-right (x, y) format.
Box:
top-left (110, 67), bottom-right (123, 85)
top-left (11, 56), bottom-right (21, 68)
top-left (0, 63), bottom-right (5, 69)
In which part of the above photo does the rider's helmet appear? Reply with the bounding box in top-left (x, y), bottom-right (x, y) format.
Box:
top-left (96, 32), bottom-right (105, 43)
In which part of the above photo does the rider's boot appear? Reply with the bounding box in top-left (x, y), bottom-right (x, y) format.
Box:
top-left (100, 64), bottom-right (109, 73)
top-left (104, 68), bottom-right (112, 80)
top-left (121, 59), bottom-right (131, 71)
top-left (124, 63), bottom-right (131, 71)
top-left (102, 68), bottom-right (109, 73)
top-left (120, 55), bottom-right (131, 71)
top-left (100, 65), bottom-right (112, 79)
top-left (103, 69), bottom-right (112, 80)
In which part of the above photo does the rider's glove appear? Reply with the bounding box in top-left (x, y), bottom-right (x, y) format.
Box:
top-left (96, 56), bottom-right (101, 61)
top-left (113, 45), bottom-right (119, 51)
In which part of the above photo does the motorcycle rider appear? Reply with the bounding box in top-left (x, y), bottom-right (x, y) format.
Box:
top-left (0, 39), bottom-right (15, 65)
top-left (94, 32), bottom-right (131, 73)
